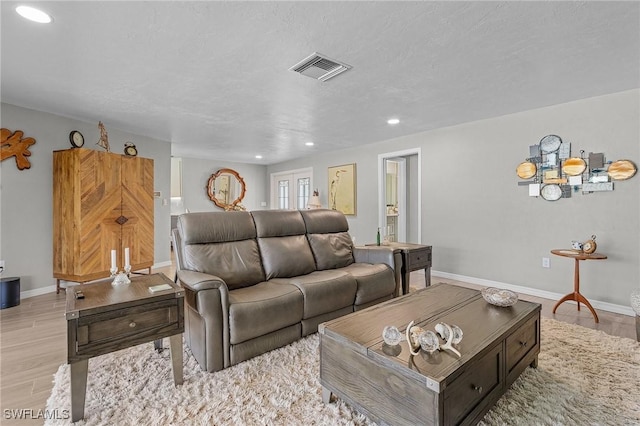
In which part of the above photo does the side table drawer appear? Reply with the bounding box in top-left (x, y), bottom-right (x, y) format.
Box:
top-left (444, 342), bottom-right (503, 425)
top-left (75, 299), bottom-right (181, 356)
top-left (407, 249), bottom-right (432, 270)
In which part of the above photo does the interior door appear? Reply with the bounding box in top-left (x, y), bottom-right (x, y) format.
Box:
top-left (271, 169), bottom-right (313, 209)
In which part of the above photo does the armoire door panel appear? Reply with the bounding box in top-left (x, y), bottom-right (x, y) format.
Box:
top-left (78, 151), bottom-right (123, 277)
top-left (121, 156), bottom-right (154, 269)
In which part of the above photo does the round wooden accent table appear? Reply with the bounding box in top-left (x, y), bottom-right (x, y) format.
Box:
top-left (550, 249), bottom-right (607, 323)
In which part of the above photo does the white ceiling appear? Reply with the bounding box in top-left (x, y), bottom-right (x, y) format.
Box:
top-left (2, 1), bottom-right (639, 165)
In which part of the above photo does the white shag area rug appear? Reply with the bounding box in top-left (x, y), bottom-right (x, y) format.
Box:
top-left (46, 318), bottom-right (640, 425)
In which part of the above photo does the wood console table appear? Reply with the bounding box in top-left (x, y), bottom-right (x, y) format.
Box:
top-left (550, 249), bottom-right (607, 323)
top-left (65, 273), bottom-right (184, 422)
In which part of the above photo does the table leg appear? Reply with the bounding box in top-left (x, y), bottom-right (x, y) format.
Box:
top-left (575, 292), bottom-right (599, 323)
top-left (322, 386), bottom-right (332, 404)
top-left (574, 259), bottom-right (581, 311)
top-left (552, 258), bottom-right (599, 323)
top-left (70, 359), bottom-right (88, 422)
top-left (424, 267), bottom-right (431, 287)
top-left (401, 271), bottom-right (410, 296)
top-left (169, 334), bottom-right (183, 385)
top-left (154, 338), bottom-right (164, 352)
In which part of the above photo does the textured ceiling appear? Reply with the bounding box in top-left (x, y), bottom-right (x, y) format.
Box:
top-left (2, 1), bottom-right (639, 164)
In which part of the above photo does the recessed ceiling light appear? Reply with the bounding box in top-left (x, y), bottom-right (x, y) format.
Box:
top-left (16, 6), bottom-right (52, 23)
top-left (305, 142), bottom-right (314, 146)
top-left (387, 118), bottom-right (400, 125)
top-left (255, 155), bottom-right (263, 159)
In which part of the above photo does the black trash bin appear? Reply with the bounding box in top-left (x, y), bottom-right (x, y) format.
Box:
top-left (0, 277), bottom-right (20, 309)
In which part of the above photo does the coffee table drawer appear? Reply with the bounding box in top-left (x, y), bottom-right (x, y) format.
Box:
top-left (75, 299), bottom-right (181, 355)
top-left (444, 343), bottom-right (502, 425)
top-left (407, 249), bottom-right (431, 269)
top-left (506, 315), bottom-right (539, 373)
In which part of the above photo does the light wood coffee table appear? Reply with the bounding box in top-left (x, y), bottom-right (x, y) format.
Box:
top-left (65, 273), bottom-right (184, 422)
top-left (319, 283), bottom-right (541, 425)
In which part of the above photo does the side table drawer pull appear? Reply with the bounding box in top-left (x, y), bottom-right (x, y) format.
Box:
top-left (129, 322), bottom-right (137, 328)
top-left (520, 341), bottom-right (527, 347)
top-left (472, 385), bottom-right (483, 394)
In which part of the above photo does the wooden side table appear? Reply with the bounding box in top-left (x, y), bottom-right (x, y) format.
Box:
top-left (65, 273), bottom-right (184, 422)
top-left (382, 242), bottom-right (432, 295)
top-left (550, 249), bottom-right (607, 323)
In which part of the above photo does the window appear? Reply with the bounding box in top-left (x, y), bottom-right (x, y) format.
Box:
top-left (297, 177), bottom-right (310, 210)
top-left (278, 180), bottom-right (289, 209)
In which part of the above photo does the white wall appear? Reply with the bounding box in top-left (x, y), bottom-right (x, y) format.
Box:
top-left (3, 90), bottom-right (638, 308)
top-left (268, 90), bottom-right (640, 308)
top-left (176, 157), bottom-right (268, 213)
top-left (0, 103), bottom-right (172, 294)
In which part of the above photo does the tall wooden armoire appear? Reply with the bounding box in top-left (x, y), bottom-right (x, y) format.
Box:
top-left (53, 148), bottom-right (154, 292)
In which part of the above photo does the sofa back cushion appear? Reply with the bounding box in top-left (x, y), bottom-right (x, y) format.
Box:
top-left (178, 212), bottom-right (265, 289)
top-left (301, 209), bottom-right (354, 270)
top-left (252, 210), bottom-right (316, 279)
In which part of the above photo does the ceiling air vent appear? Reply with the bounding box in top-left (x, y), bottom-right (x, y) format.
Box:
top-left (289, 52), bottom-right (352, 82)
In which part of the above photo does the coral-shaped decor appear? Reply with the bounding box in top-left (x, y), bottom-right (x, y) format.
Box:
top-left (97, 121), bottom-right (110, 152)
top-left (1, 128), bottom-right (36, 170)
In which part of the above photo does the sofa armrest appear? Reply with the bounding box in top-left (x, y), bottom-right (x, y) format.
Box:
top-left (176, 270), bottom-right (227, 293)
top-left (353, 246), bottom-right (403, 296)
top-left (176, 269), bottom-right (231, 372)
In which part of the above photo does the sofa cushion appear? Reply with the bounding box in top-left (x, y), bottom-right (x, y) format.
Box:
top-left (252, 210), bottom-right (307, 237)
top-left (179, 211), bottom-right (256, 244)
top-left (300, 209), bottom-right (349, 234)
top-left (301, 209), bottom-right (354, 270)
top-left (178, 212), bottom-right (265, 290)
top-left (228, 281), bottom-right (303, 344)
top-left (341, 263), bottom-right (396, 305)
top-left (183, 240), bottom-right (265, 290)
top-left (307, 233), bottom-right (354, 270)
top-left (252, 210), bottom-right (316, 279)
top-left (272, 270), bottom-right (357, 319)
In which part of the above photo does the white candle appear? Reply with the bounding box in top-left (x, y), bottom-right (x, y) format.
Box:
top-left (124, 247), bottom-right (130, 268)
top-left (111, 249), bottom-right (117, 271)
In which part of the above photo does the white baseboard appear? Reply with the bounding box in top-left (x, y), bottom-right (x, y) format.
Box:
top-left (20, 285), bottom-right (58, 299)
top-left (19, 261), bottom-right (174, 300)
top-left (153, 260), bottom-right (172, 269)
top-left (432, 270), bottom-right (635, 317)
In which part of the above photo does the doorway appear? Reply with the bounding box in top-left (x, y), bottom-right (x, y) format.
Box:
top-left (378, 149), bottom-right (421, 243)
top-left (270, 168), bottom-right (313, 209)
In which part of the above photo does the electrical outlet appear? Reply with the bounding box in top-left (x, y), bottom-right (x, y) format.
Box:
top-left (542, 257), bottom-right (550, 268)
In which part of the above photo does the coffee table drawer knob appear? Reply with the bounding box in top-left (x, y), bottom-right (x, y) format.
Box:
top-left (520, 341), bottom-right (527, 347)
top-left (472, 385), bottom-right (483, 394)
top-left (129, 322), bottom-right (137, 328)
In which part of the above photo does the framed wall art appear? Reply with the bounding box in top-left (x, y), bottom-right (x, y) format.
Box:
top-left (328, 163), bottom-right (356, 215)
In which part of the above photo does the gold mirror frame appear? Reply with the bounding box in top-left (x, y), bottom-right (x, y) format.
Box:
top-left (207, 168), bottom-right (247, 210)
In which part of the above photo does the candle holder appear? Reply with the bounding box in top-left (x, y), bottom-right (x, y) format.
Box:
top-left (111, 267), bottom-right (131, 286)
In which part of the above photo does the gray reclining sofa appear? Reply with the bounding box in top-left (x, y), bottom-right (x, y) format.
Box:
top-left (173, 208), bottom-right (401, 372)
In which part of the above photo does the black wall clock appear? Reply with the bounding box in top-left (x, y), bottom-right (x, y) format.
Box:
top-left (69, 130), bottom-right (84, 148)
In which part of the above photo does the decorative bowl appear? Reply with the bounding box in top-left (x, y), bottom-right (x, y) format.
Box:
top-left (481, 287), bottom-right (518, 307)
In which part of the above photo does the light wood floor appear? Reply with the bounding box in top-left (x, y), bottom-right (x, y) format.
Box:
top-left (0, 266), bottom-right (635, 425)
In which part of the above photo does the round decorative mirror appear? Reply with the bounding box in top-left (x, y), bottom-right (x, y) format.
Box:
top-left (207, 168), bottom-right (247, 210)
